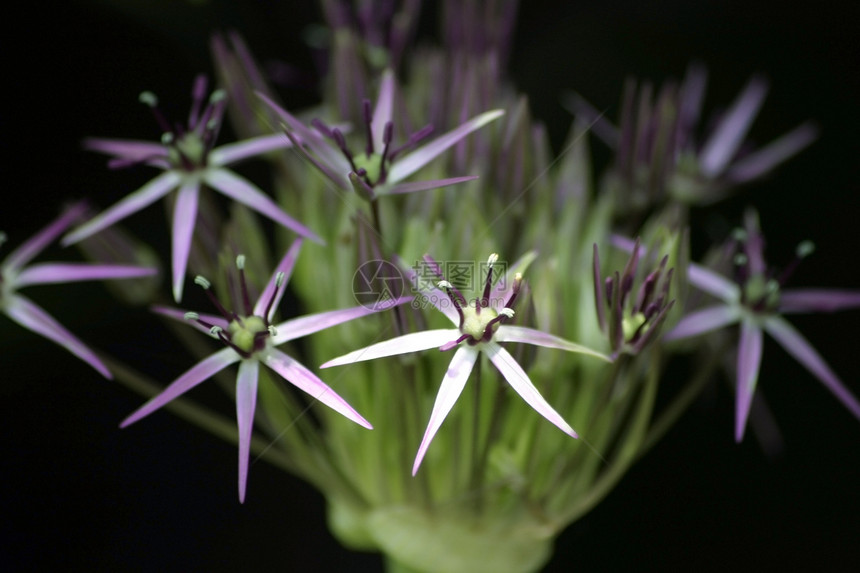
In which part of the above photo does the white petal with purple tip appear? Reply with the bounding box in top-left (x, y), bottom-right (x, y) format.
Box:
top-left (120, 347), bottom-right (240, 427)
top-left (485, 342), bottom-right (577, 438)
top-left (13, 263), bottom-right (155, 288)
top-left (171, 180), bottom-right (200, 302)
top-left (388, 109), bottom-right (504, 183)
top-left (4, 294), bottom-right (112, 378)
top-left (204, 168), bottom-right (323, 244)
top-left (62, 170), bottom-right (182, 247)
top-left (412, 346), bottom-right (479, 475)
top-left (263, 348), bottom-right (372, 429)
top-left (320, 329), bottom-right (460, 368)
top-left (236, 359), bottom-right (260, 503)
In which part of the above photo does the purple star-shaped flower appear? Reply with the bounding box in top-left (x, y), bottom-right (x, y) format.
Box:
top-left (322, 253), bottom-right (609, 475)
top-left (257, 70), bottom-right (504, 199)
top-left (2, 203), bottom-right (156, 377)
top-left (659, 212), bottom-right (860, 441)
top-left (62, 75), bottom-right (322, 302)
top-left (120, 239), bottom-right (410, 502)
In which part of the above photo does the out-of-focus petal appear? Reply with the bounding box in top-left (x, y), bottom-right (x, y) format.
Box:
top-left (725, 123), bottom-right (818, 183)
top-left (687, 263), bottom-right (741, 302)
top-left (664, 305), bottom-right (741, 341)
top-left (209, 133), bottom-right (294, 166)
top-left (84, 137), bottom-right (169, 163)
top-left (495, 325), bottom-right (611, 361)
top-left (699, 76), bottom-right (768, 177)
top-left (778, 289), bottom-right (860, 314)
top-left (4, 294), bottom-right (111, 378)
top-left (171, 180), bottom-right (200, 302)
top-left (388, 109), bottom-right (504, 183)
top-left (384, 175), bottom-right (478, 196)
top-left (371, 70), bottom-right (395, 151)
top-left (412, 346), bottom-right (478, 475)
top-left (764, 316), bottom-right (860, 420)
top-left (253, 239), bottom-right (303, 319)
top-left (13, 263), bottom-right (155, 288)
top-left (4, 203), bottom-right (88, 271)
top-left (204, 168), bottom-right (323, 244)
top-left (62, 171), bottom-right (182, 246)
top-left (263, 348), bottom-right (372, 429)
top-left (236, 359), bottom-right (259, 503)
top-left (735, 318), bottom-right (763, 442)
top-left (320, 329), bottom-right (460, 368)
top-left (484, 342), bottom-right (577, 438)
top-left (120, 347), bottom-right (240, 427)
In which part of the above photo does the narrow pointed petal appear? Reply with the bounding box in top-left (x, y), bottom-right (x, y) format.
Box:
top-left (320, 329), bottom-right (460, 368)
top-left (13, 263), bottom-right (156, 288)
top-left (688, 263), bottom-right (741, 302)
top-left (699, 76), bottom-right (768, 177)
top-left (764, 316), bottom-right (860, 420)
top-left (171, 180), bottom-right (200, 302)
top-left (664, 305), bottom-right (741, 341)
top-left (264, 349), bottom-right (372, 428)
top-left (236, 360), bottom-right (259, 503)
top-left (255, 92), bottom-right (350, 178)
top-left (150, 304), bottom-right (229, 334)
top-left (495, 325), bottom-right (611, 361)
top-left (778, 289), bottom-right (860, 313)
top-left (735, 318), bottom-right (764, 441)
top-left (62, 171), bottom-right (181, 246)
top-left (725, 123), bottom-right (818, 183)
top-left (485, 342), bottom-right (577, 438)
top-left (120, 347), bottom-right (240, 427)
top-left (209, 134), bottom-right (294, 166)
top-left (412, 346), bottom-right (478, 475)
top-left (271, 297), bottom-right (413, 345)
top-left (4, 203), bottom-right (88, 271)
top-left (562, 92), bottom-right (620, 147)
top-left (204, 168), bottom-right (323, 244)
top-left (398, 261), bottom-right (459, 325)
top-left (372, 70), bottom-right (395, 151)
top-left (387, 109), bottom-right (504, 183)
top-left (84, 137), bottom-right (169, 162)
top-left (4, 294), bottom-right (111, 378)
top-left (384, 175), bottom-right (478, 196)
top-left (253, 239), bottom-right (302, 318)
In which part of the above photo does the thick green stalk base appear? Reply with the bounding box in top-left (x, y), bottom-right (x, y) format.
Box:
top-left (329, 501), bottom-right (554, 573)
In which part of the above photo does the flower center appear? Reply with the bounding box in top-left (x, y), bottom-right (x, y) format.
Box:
top-left (352, 152), bottom-right (384, 186)
top-left (461, 303), bottom-right (501, 342)
top-left (228, 315), bottom-right (270, 355)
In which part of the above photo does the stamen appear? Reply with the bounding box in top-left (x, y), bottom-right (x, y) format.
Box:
top-left (378, 122), bottom-right (394, 182)
top-left (268, 325), bottom-right (278, 337)
top-left (236, 255), bottom-right (252, 316)
top-left (311, 118), bottom-right (334, 138)
top-left (139, 91), bottom-right (172, 133)
top-left (209, 325), bottom-right (223, 337)
top-left (262, 271), bottom-right (286, 323)
top-left (183, 312), bottom-right (199, 321)
top-left (438, 280), bottom-right (466, 328)
top-left (188, 75), bottom-right (209, 129)
top-left (504, 273), bottom-right (523, 309)
top-left (195, 275), bottom-right (234, 320)
top-left (776, 240), bottom-right (815, 286)
top-left (194, 276), bottom-right (212, 289)
top-left (480, 253), bottom-right (499, 308)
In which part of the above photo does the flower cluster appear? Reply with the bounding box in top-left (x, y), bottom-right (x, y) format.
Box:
top-left (8, 2), bottom-right (859, 571)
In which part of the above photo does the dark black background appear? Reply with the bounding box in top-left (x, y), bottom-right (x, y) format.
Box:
top-left (3, 1), bottom-right (859, 570)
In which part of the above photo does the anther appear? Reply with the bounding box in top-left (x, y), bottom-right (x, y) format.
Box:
top-left (138, 92), bottom-right (158, 107)
top-left (184, 312), bottom-right (199, 321)
top-left (194, 276), bottom-right (212, 289)
top-left (236, 255), bottom-right (246, 270)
